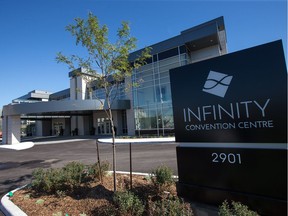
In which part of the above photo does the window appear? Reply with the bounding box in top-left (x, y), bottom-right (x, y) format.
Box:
top-left (156, 86), bottom-right (167, 102)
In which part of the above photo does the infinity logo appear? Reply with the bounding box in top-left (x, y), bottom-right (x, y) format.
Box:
top-left (202, 71), bottom-right (233, 98)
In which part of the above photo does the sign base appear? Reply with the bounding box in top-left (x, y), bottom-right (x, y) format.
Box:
top-left (177, 182), bottom-right (287, 216)
top-left (176, 144), bottom-right (287, 216)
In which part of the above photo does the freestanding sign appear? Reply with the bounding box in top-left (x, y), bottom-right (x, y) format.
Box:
top-left (170, 40), bottom-right (287, 215)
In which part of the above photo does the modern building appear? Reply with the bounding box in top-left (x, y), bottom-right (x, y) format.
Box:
top-left (2, 16), bottom-right (227, 144)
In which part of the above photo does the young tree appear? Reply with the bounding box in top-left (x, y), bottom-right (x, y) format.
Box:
top-left (56, 12), bottom-right (150, 192)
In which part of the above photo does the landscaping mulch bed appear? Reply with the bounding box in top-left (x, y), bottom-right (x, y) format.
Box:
top-left (10, 174), bottom-right (179, 216)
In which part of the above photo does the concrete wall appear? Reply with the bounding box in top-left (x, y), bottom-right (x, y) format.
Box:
top-left (70, 116), bottom-right (89, 136)
top-left (35, 120), bottom-right (53, 136)
top-left (70, 74), bottom-right (88, 101)
top-left (190, 45), bottom-right (221, 63)
top-left (77, 76), bottom-right (87, 100)
top-left (83, 115), bottom-right (91, 135)
top-left (218, 29), bottom-right (228, 55)
top-left (2, 115), bottom-right (21, 144)
top-left (36, 121), bottom-right (43, 137)
top-left (65, 118), bottom-right (71, 136)
top-left (77, 116), bottom-right (85, 135)
top-left (70, 78), bottom-right (76, 100)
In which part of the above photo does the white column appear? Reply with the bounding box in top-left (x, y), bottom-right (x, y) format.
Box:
top-left (36, 121), bottom-right (43, 137)
top-left (76, 76), bottom-right (87, 100)
top-left (2, 116), bottom-right (8, 144)
top-left (2, 115), bottom-right (21, 144)
top-left (77, 116), bottom-right (85, 135)
top-left (70, 74), bottom-right (87, 100)
top-left (71, 116), bottom-right (77, 135)
top-left (126, 109), bottom-right (135, 136)
top-left (70, 77), bottom-right (77, 100)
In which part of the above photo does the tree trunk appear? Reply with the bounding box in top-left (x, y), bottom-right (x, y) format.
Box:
top-left (108, 106), bottom-right (117, 192)
top-left (96, 140), bottom-right (103, 184)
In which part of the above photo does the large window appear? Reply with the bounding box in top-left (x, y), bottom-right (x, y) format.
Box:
top-left (132, 47), bottom-right (187, 135)
top-left (89, 82), bottom-right (126, 100)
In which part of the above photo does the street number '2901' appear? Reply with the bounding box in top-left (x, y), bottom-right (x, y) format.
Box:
top-left (212, 153), bottom-right (241, 164)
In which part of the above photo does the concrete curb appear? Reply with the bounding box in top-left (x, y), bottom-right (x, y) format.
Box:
top-left (108, 171), bottom-right (179, 179)
top-left (34, 138), bottom-right (95, 145)
top-left (0, 185), bottom-right (28, 216)
top-left (98, 137), bottom-right (175, 144)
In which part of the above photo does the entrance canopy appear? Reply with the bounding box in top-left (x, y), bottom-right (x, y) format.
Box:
top-left (3, 99), bottom-right (130, 116)
top-left (2, 99), bottom-right (130, 144)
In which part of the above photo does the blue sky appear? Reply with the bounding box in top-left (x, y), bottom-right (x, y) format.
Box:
top-left (0, 0), bottom-right (287, 107)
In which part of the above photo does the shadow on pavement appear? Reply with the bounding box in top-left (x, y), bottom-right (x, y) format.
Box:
top-left (0, 159), bottom-right (62, 198)
top-left (0, 174), bottom-right (32, 196)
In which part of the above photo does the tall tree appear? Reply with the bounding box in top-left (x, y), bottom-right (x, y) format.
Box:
top-left (56, 12), bottom-right (151, 192)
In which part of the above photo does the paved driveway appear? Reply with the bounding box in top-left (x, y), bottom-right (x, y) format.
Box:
top-left (0, 138), bottom-right (178, 197)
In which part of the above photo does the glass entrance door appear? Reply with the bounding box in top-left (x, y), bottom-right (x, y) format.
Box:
top-left (53, 122), bottom-right (64, 136)
top-left (97, 118), bottom-right (112, 135)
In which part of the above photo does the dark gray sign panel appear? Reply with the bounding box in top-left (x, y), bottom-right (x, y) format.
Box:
top-left (170, 40), bottom-right (287, 215)
top-left (170, 40), bottom-right (287, 143)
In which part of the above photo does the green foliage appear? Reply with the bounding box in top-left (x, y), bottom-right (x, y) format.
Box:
top-left (30, 162), bottom-right (197, 216)
top-left (92, 204), bottom-right (117, 216)
top-left (143, 175), bottom-right (151, 182)
top-left (148, 197), bottom-right (193, 216)
top-left (31, 168), bottom-right (66, 194)
top-left (56, 190), bottom-right (66, 198)
top-left (23, 194), bottom-right (30, 200)
top-left (31, 168), bottom-right (45, 190)
top-left (56, 12), bottom-right (151, 99)
top-left (35, 199), bottom-right (45, 205)
top-left (31, 161), bottom-right (112, 195)
top-left (87, 161), bottom-right (110, 180)
top-left (151, 165), bottom-right (174, 191)
top-left (219, 200), bottom-right (259, 216)
top-left (63, 161), bottom-right (85, 188)
top-left (31, 161), bottom-right (87, 194)
top-left (219, 200), bottom-right (231, 216)
top-left (56, 11), bottom-right (151, 193)
top-left (113, 191), bottom-right (144, 216)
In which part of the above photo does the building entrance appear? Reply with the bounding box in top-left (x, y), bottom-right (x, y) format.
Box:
top-left (97, 118), bottom-right (112, 135)
top-left (53, 122), bottom-right (64, 135)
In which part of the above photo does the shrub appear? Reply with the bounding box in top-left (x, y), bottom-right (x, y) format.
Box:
top-left (151, 165), bottom-right (174, 191)
top-left (31, 168), bottom-right (45, 192)
top-left (113, 191), bottom-right (144, 216)
top-left (32, 168), bottom-right (66, 194)
top-left (63, 161), bottom-right (85, 188)
top-left (32, 161), bottom-right (112, 195)
top-left (218, 200), bottom-right (259, 216)
top-left (91, 204), bottom-right (117, 216)
top-left (88, 161), bottom-right (110, 180)
top-left (148, 197), bottom-right (193, 216)
top-left (32, 161), bottom-right (86, 194)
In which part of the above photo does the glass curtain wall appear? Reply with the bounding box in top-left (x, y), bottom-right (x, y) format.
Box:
top-left (132, 46), bottom-right (187, 136)
top-left (87, 82), bottom-right (126, 100)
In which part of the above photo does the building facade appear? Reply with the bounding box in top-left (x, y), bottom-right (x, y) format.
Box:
top-left (2, 16), bottom-right (227, 144)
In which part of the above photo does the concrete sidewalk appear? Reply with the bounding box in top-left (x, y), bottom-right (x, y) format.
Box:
top-left (0, 142), bottom-right (34, 151)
